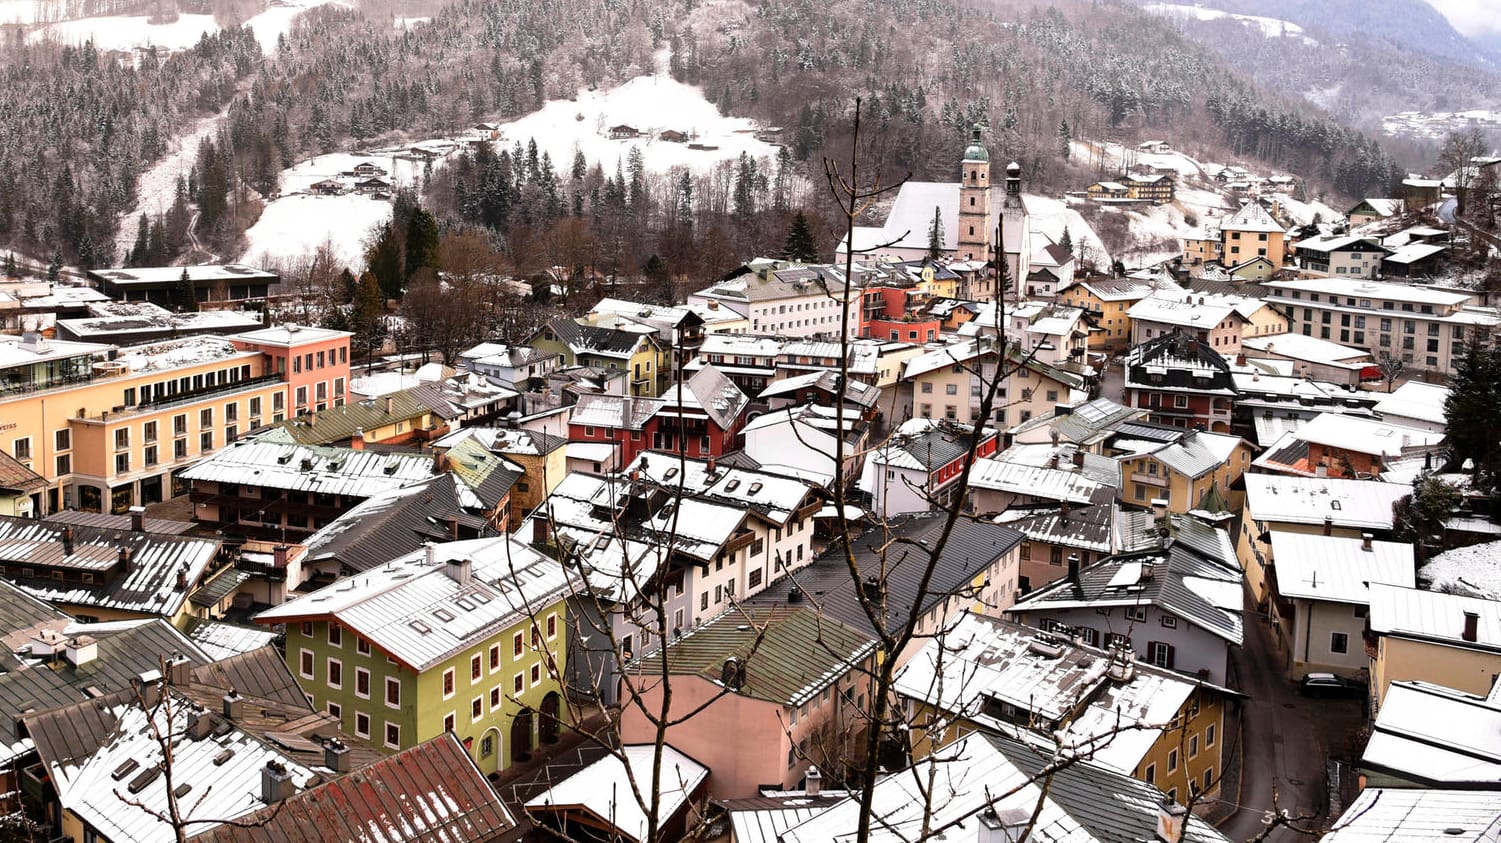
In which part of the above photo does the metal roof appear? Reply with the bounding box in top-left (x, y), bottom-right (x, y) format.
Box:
top-left (1269, 532), bottom-right (1415, 604)
top-left (1244, 474), bottom-right (1411, 530)
top-left (1324, 788), bottom-right (1501, 841)
top-left (179, 440), bottom-right (438, 498)
top-left (1367, 583), bottom-right (1501, 650)
top-left (1362, 681), bottom-right (1501, 787)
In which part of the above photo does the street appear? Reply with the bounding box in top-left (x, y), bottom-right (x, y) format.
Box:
top-left (1216, 594), bottom-right (1359, 842)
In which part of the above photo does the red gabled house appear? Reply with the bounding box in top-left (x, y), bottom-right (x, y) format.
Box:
top-left (652, 364), bottom-right (750, 459)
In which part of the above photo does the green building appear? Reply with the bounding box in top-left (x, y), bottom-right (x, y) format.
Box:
top-left (257, 536), bottom-right (569, 775)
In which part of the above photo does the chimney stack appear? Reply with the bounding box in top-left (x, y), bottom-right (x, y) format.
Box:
top-left (187, 706), bottom-right (213, 740)
top-left (133, 669), bottom-right (162, 708)
top-left (1067, 554), bottom-right (1080, 583)
top-left (129, 505), bottom-right (146, 532)
top-left (706, 456), bottom-right (717, 476)
top-left (350, 427), bottom-right (364, 450)
top-left (1323, 515), bottom-right (1333, 537)
top-left (531, 517), bottom-right (550, 547)
top-left (1361, 533), bottom-right (1373, 552)
top-left (176, 564), bottom-right (189, 591)
top-left (1072, 450), bottom-right (1085, 468)
top-left (1464, 611), bottom-right (1480, 643)
top-left (447, 515), bottom-right (459, 540)
top-left (805, 766), bottom-right (822, 796)
top-left (446, 557), bottom-right (473, 586)
top-left (118, 546), bottom-right (133, 572)
top-left (261, 760), bottom-right (295, 804)
top-left (61, 526), bottom-right (74, 556)
top-left (63, 636), bottom-right (98, 667)
top-left (1156, 798), bottom-right (1188, 843)
top-left (168, 654), bottom-right (192, 687)
top-left (274, 544), bottom-right (290, 568)
top-left (324, 738), bottom-right (352, 774)
top-left (223, 689), bottom-right (244, 720)
top-left (383, 395), bottom-right (393, 414)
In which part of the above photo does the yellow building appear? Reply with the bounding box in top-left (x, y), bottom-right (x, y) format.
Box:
top-left (1366, 583), bottom-right (1501, 712)
top-left (528, 317), bottom-right (668, 397)
top-left (1220, 201), bottom-right (1287, 267)
top-left (1116, 430), bottom-right (1253, 515)
top-left (0, 333), bottom-right (290, 514)
top-left (897, 613), bottom-right (1233, 806)
top-left (1058, 277), bottom-right (1160, 352)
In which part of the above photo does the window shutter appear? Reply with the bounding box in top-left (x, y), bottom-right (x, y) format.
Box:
top-left (1165, 643), bottom-right (1176, 669)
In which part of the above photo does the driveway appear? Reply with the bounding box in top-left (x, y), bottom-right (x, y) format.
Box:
top-left (1216, 597), bottom-right (1341, 842)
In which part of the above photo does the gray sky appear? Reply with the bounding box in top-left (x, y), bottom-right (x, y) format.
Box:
top-left (1424, 0), bottom-right (1501, 36)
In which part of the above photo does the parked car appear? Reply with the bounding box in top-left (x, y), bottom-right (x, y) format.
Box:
top-left (1299, 672), bottom-right (1364, 698)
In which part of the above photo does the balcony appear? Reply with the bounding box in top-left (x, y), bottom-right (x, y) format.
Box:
top-left (74, 373), bottom-right (284, 423)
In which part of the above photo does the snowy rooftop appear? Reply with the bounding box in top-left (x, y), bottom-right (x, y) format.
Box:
top-left (89, 264), bottom-right (276, 285)
top-left (114, 335), bottom-right (253, 375)
top-left (1243, 474), bottom-right (1411, 530)
top-left (232, 323), bottom-right (350, 347)
top-left (526, 745), bottom-right (707, 843)
top-left (1293, 413), bottom-right (1443, 457)
top-left (1265, 277), bottom-right (1472, 306)
top-left (1324, 788), bottom-right (1501, 842)
top-left (1363, 681), bottom-right (1501, 786)
top-left (1241, 332), bottom-right (1372, 368)
top-left (1368, 583), bottom-right (1501, 650)
top-left (1370, 381), bottom-right (1449, 425)
top-left (1269, 532), bottom-right (1414, 604)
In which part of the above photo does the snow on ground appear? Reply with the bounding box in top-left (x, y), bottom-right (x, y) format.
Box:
top-left (243, 194), bottom-right (390, 271)
top-left (276, 150), bottom-right (429, 194)
top-left (499, 69), bottom-right (780, 177)
top-left (1068, 140), bottom-right (1203, 180)
top-left (0, 0), bottom-right (39, 24)
top-left (1027, 195), bottom-right (1112, 268)
top-left (1143, 3), bottom-right (1318, 46)
top-left (27, 13), bottom-right (218, 49)
top-left (1304, 83), bottom-right (1343, 110)
top-left (120, 111), bottom-right (224, 234)
top-left (1265, 192), bottom-right (1340, 227)
top-left (392, 16), bottom-right (428, 29)
top-left (243, 0), bottom-right (347, 53)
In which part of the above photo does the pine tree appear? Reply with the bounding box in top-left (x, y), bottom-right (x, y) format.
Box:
top-left (350, 272), bottom-right (386, 361)
top-left (2, 252), bottom-right (15, 278)
top-left (174, 268), bottom-right (199, 313)
top-left (927, 206), bottom-right (944, 261)
top-left (1444, 332), bottom-right (1500, 478)
top-left (46, 251), bottom-right (61, 283)
top-left (365, 221), bottom-right (405, 300)
top-left (404, 207), bottom-right (439, 280)
top-left (1058, 119), bottom-right (1072, 159)
top-left (1058, 227), bottom-right (1074, 260)
top-left (783, 211), bottom-right (818, 262)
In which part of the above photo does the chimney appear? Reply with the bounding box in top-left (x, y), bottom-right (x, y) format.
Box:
top-left (1156, 798), bottom-right (1188, 843)
top-left (531, 517), bottom-right (550, 547)
top-left (424, 542), bottom-right (436, 567)
top-left (261, 760), bottom-right (295, 804)
top-left (1060, 501), bottom-right (1071, 520)
top-left (1463, 611), bottom-right (1480, 643)
top-left (324, 738), bottom-right (352, 774)
top-left (129, 505), bottom-right (146, 532)
top-left (1067, 554), bottom-right (1080, 582)
top-left (62, 526), bottom-right (74, 556)
top-left (1072, 450), bottom-right (1084, 468)
top-left (168, 654), bottom-right (192, 687)
top-left (274, 544), bottom-right (290, 568)
top-left (805, 766), bottom-right (822, 796)
top-left (222, 689), bottom-right (243, 720)
top-left (432, 451), bottom-right (448, 473)
top-left (706, 456), bottom-right (717, 476)
top-left (350, 427), bottom-right (364, 450)
top-left (1234, 352), bottom-right (1246, 366)
top-left (1361, 533), bottom-right (1373, 552)
top-left (1322, 516), bottom-right (1333, 537)
top-left (446, 557), bottom-right (473, 586)
top-left (720, 656), bottom-right (745, 690)
top-left (383, 395), bottom-right (393, 414)
top-left (63, 635), bottom-right (98, 667)
top-left (1048, 453), bottom-right (1060, 469)
top-left (861, 575), bottom-right (882, 604)
top-left (447, 515), bottom-right (459, 540)
top-left (117, 546), bottom-right (133, 572)
top-left (133, 669), bottom-right (162, 708)
top-left (176, 564), bottom-right (189, 590)
top-left (187, 707), bottom-right (213, 740)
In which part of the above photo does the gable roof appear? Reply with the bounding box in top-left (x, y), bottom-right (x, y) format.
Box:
top-left (1009, 546), bottom-right (1244, 645)
top-left (524, 744), bottom-right (706, 843)
top-left (1269, 532), bottom-right (1415, 604)
top-left (1221, 201), bottom-right (1284, 234)
top-left (1362, 680), bottom-right (1501, 786)
top-left (0, 450), bottom-right (46, 493)
top-left (1243, 474), bottom-right (1411, 530)
top-left (1367, 584), bottom-right (1501, 652)
top-left (178, 440), bottom-right (438, 499)
top-left (627, 606), bottom-right (876, 706)
top-left (659, 363), bottom-right (749, 430)
top-left (191, 732), bottom-right (519, 843)
top-left (301, 476), bottom-right (474, 573)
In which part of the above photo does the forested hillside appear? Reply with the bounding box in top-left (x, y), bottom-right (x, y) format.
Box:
top-left (1, 0), bottom-right (1405, 276)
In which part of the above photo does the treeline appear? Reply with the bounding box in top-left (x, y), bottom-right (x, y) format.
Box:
top-left (0, 29), bottom-right (261, 268)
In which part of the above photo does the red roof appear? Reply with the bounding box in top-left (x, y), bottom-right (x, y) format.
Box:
top-left (188, 733), bottom-right (518, 842)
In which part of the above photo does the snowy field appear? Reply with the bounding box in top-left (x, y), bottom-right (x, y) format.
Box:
top-left (243, 0), bottom-right (348, 53)
top-left (1143, 3), bottom-right (1318, 46)
top-left (27, 13), bottom-right (218, 49)
top-left (1027, 195), bottom-right (1113, 268)
top-left (242, 194), bottom-right (392, 270)
top-left (499, 73), bottom-right (781, 176)
top-left (1068, 140), bottom-right (1204, 180)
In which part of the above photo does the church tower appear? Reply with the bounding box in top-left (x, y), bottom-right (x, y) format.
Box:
top-left (957, 125), bottom-right (992, 263)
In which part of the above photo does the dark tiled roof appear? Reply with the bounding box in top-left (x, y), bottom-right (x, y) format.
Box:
top-left (44, 509), bottom-right (195, 535)
top-left (628, 607), bottom-right (874, 706)
top-left (0, 451), bottom-right (45, 492)
top-left (0, 620), bottom-right (210, 757)
top-left (190, 733), bottom-right (518, 843)
top-left (1002, 503), bottom-right (1113, 551)
top-left (303, 476), bottom-right (474, 573)
top-left (743, 515), bottom-right (1024, 638)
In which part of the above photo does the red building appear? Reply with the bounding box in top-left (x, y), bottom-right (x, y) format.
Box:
top-left (860, 286), bottom-right (942, 343)
top-left (230, 324), bottom-right (353, 417)
top-left (652, 364), bottom-right (750, 459)
top-left (1122, 331), bottom-right (1236, 432)
top-left (567, 393), bottom-right (665, 472)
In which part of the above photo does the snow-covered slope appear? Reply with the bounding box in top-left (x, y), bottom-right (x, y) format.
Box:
top-left (1143, 3), bottom-right (1318, 45)
top-left (27, 13), bottom-right (219, 49)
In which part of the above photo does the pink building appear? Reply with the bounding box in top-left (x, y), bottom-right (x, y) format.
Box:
top-left (619, 607), bottom-right (874, 798)
top-left (231, 324), bottom-right (352, 417)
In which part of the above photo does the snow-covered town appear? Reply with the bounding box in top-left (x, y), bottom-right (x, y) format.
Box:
top-left (3, 0), bottom-right (1501, 841)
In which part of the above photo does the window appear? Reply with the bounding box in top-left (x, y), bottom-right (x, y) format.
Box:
top-left (443, 712), bottom-right (456, 733)
top-left (546, 614), bottom-right (557, 639)
top-left (295, 386), bottom-right (308, 406)
top-left (472, 697), bottom-right (483, 721)
top-left (225, 402), bottom-right (238, 422)
top-left (114, 429), bottom-right (129, 450)
top-left (1144, 763), bottom-right (1155, 784)
top-left (355, 712), bottom-right (370, 738)
top-left (1148, 641), bottom-right (1175, 669)
top-left (299, 650), bottom-right (314, 678)
top-left (357, 637), bottom-right (371, 656)
top-left (328, 623), bottom-right (342, 647)
top-left (490, 686), bottom-right (502, 710)
top-left (355, 667), bottom-right (370, 698)
top-left (1160, 615), bottom-right (1178, 629)
top-left (513, 631), bottom-right (524, 657)
top-left (199, 431), bottom-right (213, 452)
top-left (1204, 768), bottom-right (1214, 792)
top-left (249, 397), bottom-right (262, 417)
top-left (1168, 748), bottom-right (1179, 772)
top-left (174, 439), bottom-right (188, 459)
top-left (514, 673), bottom-right (524, 695)
top-left (385, 677), bottom-right (401, 708)
top-left (530, 663), bottom-right (541, 686)
top-left (1189, 733), bottom-right (1199, 758)
top-left (489, 644), bottom-right (500, 672)
top-left (327, 659), bottom-right (342, 689)
top-left (1125, 606), bottom-right (1147, 622)
top-left (55, 429), bottom-right (70, 451)
top-left (385, 723), bottom-right (400, 749)
top-left (1330, 632), bottom-right (1349, 654)
top-left (300, 622), bottom-right (313, 637)
top-left (114, 453), bottom-right (129, 474)
top-left (921, 382), bottom-right (932, 394)
top-left (1205, 723), bottom-right (1216, 747)
top-left (200, 408), bottom-right (213, 428)
top-left (442, 668), bottom-right (455, 698)
top-left (327, 701), bottom-right (341, 719)
top-left (945, 383), bottom-right (958, 395)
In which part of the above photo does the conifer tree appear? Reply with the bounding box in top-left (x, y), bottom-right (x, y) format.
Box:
top-left (404, 207), bottom-right (439, 280)
top-left (1445, 332), bottom-right (1500, 479)
top-left (174, 268), bottom-right (199, 313)
top-left (782, 211), bottom-right (818, 262)
top-left (927, 206), bottom-right (944, 261)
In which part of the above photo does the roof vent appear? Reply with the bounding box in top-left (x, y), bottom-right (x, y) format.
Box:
top-left (720, 656), bottom-right (746, 690)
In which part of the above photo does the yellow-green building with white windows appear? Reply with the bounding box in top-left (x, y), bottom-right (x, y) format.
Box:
top-left (256, 536), bottom-right (569, 775)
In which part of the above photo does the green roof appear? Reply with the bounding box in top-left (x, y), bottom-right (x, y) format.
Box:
top-left (629, 606), bottom-right (875, 707)
top-left (962, 124), bottom-right (989, 163)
